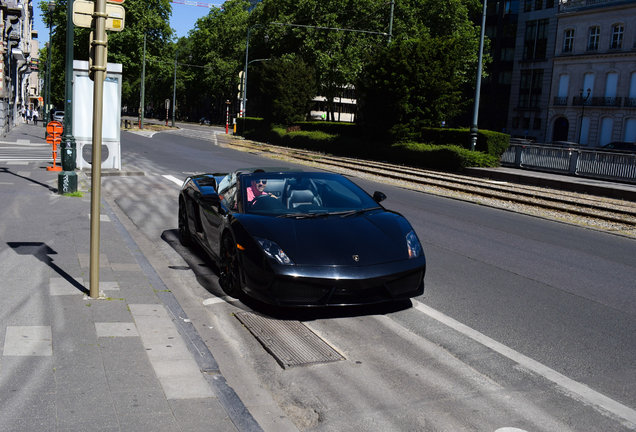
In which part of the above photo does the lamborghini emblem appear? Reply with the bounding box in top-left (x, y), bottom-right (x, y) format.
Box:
top-left (352, 255), bottom-right (360, 262)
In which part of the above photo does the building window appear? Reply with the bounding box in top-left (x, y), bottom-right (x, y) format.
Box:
top-left (501, 47), bottom-right (515, 61)
top-left (588, 27), bottom-right (600, 51)
top-left (533, 117), bottom-right (542, 130)
top-left (563, 29), bottom-right (574, 53)
top-left (524, 19), bottom-right (549, 60)
top-left (512, 117), bottom-right (520, 128)
top-left (524, 0), bottom-right (532, 12)
top-left (546, 0), bottom-right (554, 7)
top-left (518, 69), bottom-right (543, 109)
top-left (499, 71), bottom-right (513, 85)
top-left (523, 118), bottom-right (531, 129)
top-left (610, 24), bottom-right (624, 49)
top-left (535, 0), bottom-right (543, 10)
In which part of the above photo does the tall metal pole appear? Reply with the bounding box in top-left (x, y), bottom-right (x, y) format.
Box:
top-left (388, 0), bottom-right (394, 44)
top-left (45, 0), bottom-right (55, 127)
top-left (140, 34), bottom-right (146, 129)
top-left (469, 0), bottom-right (487, 151)
top-left (241, 26), bottom-right (250, 131)
top-left (59, 0), bottom-right (77, 192)
top-left (172, 49), bottom-right (177, 127)
top-left (89, 0), bottom-right (108, 299)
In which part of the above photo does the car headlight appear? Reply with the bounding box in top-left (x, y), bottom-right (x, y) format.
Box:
top-left (256, 237), bottom-right (295, 265)
top-left (406, 230), bottom-right (423, 258)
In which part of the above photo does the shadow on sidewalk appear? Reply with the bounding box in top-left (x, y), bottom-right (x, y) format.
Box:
top-left (0, 167), bottom-right (57, 192)
top-left (7, 242), bottom-right (88, 295)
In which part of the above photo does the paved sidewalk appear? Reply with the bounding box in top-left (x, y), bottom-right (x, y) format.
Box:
top-left (0, 123), bottom-right (259, 431)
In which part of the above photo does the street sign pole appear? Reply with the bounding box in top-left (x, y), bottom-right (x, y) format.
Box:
top-left (60, 0), bottom-right (77, 194)
top-left (89, 0), bottom-right (108, 299)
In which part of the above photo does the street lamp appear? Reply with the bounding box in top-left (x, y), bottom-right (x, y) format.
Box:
top-left (44, 0), bottom-right (55, 127)
top-left (241, 24), bottom-right (268, 131)
top-left (469, 0), bottom-right (487, 151)
top-left (578, 88), bottom-right (591, 145)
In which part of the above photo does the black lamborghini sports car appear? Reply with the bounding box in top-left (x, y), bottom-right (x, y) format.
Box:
top-left (178, 167), bottom-right (426, 307)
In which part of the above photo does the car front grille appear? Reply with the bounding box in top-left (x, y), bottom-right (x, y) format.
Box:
top-left (386, 271), bottom-right (424, 296)
top-left (271, 280), bottom-right (332, 304)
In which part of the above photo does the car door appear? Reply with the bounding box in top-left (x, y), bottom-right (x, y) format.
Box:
top-left (199, 174), bottom-right (236, 257)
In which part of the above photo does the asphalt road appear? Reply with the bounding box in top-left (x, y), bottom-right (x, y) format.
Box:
top-left (101, 127), bottom-right (636, 431)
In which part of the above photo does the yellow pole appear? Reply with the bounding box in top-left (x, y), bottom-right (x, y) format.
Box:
top-left (89, 0), bottom-right (108, 299)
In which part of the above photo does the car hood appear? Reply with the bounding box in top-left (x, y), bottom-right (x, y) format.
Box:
top-left (239, 212), bottom-right (411, 266)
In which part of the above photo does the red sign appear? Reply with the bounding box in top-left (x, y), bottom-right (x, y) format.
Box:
top-left (106, 0), bottom-right (125, 3)
top-left (46, 121), bottom-right (64, 137)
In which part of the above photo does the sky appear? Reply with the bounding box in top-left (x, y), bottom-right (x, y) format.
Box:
top-left (33, 1), bottom-right (215, 45)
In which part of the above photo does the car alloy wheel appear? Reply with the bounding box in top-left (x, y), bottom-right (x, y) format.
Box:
top-left (178, 200), bottom-right (191, 247)
top-left (220, 235), bottom-right (242, 297)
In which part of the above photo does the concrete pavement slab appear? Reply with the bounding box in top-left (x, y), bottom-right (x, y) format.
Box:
top-left (3, 326), bottom-right (53, 356)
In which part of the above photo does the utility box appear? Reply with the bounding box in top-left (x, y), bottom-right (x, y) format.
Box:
top-left (72, 60), bottom-right (123, 170)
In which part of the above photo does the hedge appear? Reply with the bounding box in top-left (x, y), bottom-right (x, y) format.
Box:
top-left (240, 118), bottom-right (502, 171)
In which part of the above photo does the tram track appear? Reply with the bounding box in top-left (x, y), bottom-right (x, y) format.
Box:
top-left (218, 137), bottom-right (636, 235)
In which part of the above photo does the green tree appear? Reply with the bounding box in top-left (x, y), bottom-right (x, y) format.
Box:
top-left (188, 0), bottom-right (251, 121)
top-left (356, 0), bottom-right (486, 139)
top-left (39, 0), bottom-right (173, 112)
top-left (357, 37), bottom-right (470, 138)
top-left (258, 56), bottom-right (316, 125)
top-left (252, 0), bottom-right (388, 121)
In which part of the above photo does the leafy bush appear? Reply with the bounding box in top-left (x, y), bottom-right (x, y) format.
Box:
top-left (409, 128), bottom-right (510, 157)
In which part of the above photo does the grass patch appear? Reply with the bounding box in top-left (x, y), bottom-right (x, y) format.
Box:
top-left (63, 191), bottom-right (84, 197)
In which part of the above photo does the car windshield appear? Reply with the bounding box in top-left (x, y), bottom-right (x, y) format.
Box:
top-left (242, 172), bottom-right (382, 217)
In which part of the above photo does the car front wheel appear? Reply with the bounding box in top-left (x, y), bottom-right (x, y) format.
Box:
top-left (178, 199), bottom-right (192, 247)
top-left (219, 234), bottom-right (242, 297)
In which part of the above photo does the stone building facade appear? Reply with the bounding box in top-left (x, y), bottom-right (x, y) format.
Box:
top-left (1, 0), bottom-right (36, 135)
top-left (547, 0), bottom-right (636, 147)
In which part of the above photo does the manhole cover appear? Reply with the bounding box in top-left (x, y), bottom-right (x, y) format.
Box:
top-left (235, 311), bottom-right (345, 369)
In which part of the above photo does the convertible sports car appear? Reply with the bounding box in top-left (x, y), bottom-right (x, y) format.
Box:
top-left (178, 167), bottom-right (426, 307)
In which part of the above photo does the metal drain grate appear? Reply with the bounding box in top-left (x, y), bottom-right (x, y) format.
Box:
top-left (234, 311), bottom-right (345, 369)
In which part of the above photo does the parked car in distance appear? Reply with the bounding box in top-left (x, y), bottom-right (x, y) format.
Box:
top-left (199, 117), bottom-right (210, 125)
top-left (53, 111), bottom-right (64, 122)
top-left (601, 141), bottom-right (636, 152)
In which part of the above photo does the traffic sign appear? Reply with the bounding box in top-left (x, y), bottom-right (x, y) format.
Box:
top-left (107, 0), bottom-right (125, 3)
top-left (73, 0), bottom-right (125, 31)
top-left (46, 136), bottom-right (61, 145)
top-left (47, 121), bottom-right (64, 137)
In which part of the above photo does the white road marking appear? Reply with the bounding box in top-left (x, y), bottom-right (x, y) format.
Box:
top-left (412, 300), bottom-right (636, 427)
top-left (162, 174), bottom-right (183, 187)
top-left (202, 296), bottom-right (239, 306)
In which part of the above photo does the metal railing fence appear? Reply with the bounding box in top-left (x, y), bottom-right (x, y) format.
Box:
top-left (501, 144), bottom-right (636, 183)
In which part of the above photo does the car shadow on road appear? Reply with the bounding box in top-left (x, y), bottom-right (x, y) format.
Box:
top-left (161, 229), bottom-right (414, 321)
top-left (161, 229), bottom-right (228, 299)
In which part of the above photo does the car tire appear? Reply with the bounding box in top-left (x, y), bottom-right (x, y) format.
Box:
top-left (178, 199), bottom-right (192, 247)
top-left (219, 234), bottom-right (242, 298)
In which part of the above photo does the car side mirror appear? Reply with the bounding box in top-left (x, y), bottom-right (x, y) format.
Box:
top-left (199, 194), bottom-right (220, 207)
top-left (373, 191), bottom-right (386, 203)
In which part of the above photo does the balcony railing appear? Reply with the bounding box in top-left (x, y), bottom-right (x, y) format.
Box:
top-left (572, 96), bottom-right (622, 107)
top-left (559, 0), bottom-right (627, 12)
top-left (553, 96), bottom-right (568, 106)
top-left (625, 97), bottom-right (636, 108)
